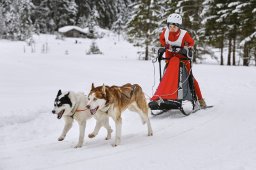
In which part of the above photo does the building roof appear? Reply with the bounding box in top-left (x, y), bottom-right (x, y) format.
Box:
top-left (58, 26), bottom-right (87, 34)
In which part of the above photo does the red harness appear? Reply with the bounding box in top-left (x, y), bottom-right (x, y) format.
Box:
top-left (75, 109), bottom-right (87, 112)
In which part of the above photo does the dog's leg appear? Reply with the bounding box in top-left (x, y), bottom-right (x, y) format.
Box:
top-left (74, 120), bottom-right (86, 148)
top-left (58, 116), bottom-right (73, 141)
top-left (129, 103), bottom-right (153, 136)
top-left (102, 117), bottom-right (113, 140)
top-left (146, 111), bottom-right (153, 136)
top-left (88, 119), bottom-right (102, 138)
top-left (112, 114), bottom-right (122, 147)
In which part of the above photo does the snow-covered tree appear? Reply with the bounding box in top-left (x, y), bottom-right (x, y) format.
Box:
top-left (47, 0), bottom-right (77, 31)
top-left (75, 0), bottom-right (91, 25)
top-left (0, 4), bottom-right (6, 38)
top-left (112, 0), bottom-right (131, 34)
top-left (19, 0), bottom-right (34, 40)
top-left (176, 0), bottom-right (204, 62)
top-left (127, 0), bottom-right (162, 60)
top-left (94, 0), bottom-right (117, 29)
top-left (201, 0), bottom-right (228, 65)
top-left (1, 0), bottom-right (34, 40)
top-left (238, 0), bottom-right (256, 66)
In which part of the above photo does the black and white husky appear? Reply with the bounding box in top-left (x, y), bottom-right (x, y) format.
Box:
top-left (52, 90), bottom-right (112, 148)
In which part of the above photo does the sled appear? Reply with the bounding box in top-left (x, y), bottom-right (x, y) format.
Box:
top-left (148, 46), bottom-right (198, 116)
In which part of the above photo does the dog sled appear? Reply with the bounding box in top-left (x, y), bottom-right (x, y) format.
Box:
top-left (148, 46), bottom-right (199, 116)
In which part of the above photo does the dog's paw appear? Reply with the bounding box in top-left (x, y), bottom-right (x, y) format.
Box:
top-left (111, 143), bottom-right (118, 147)
top-left (58, 137), bottom-right (65, 141)
top-left (112, 140), bottom-right (120, 147)
top-left (105, 136), bottom-right (111, 140)
top-left (148, 132), bottom-right (153, 136)
top-left (88, 133), bottom-right (95, 138)
top-left (74, 144), bottom-right (83, 148)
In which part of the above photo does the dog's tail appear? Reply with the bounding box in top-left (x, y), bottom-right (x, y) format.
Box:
top-left (133, 84), bottom-right (149, 115)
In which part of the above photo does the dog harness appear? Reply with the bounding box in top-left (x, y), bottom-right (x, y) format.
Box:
top-left (70, 100), bottom-right (88, 118)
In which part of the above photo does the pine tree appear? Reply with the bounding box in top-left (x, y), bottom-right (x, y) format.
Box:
top-left (47, 0), bottom-right (77, 31)
top-left (176, 0), bottom-right (204, 62)
top-left (0, 3), bottom-right (6, 38)
top-left (238, 0), bottom-right (256, 66)
top-left (19, 0), bottom-right (34, 40)
top-left (1, 0), bottom-right (34, 40)
top-left (74, 0), bottom-right (91, 25)
top-left (112, 0), bottom-right (131, 34)
top-left (127, 0), bottom-right (162, 60)
top-left (201, 0), bottom-right (227, 65)
top-left (94, 0), bottom-right (117, 29)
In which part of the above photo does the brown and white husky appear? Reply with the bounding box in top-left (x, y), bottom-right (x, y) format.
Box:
top-left (86, 83), bottom-right (153, 147)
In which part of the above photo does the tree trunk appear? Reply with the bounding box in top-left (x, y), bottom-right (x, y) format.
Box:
top-left (145, 44), bottom-right (149, 60)
top-left (254, 47), bottom-right (256, 66)
top-left (193, 46), bottom-right (197, 63)
top-left (144, 0), bottom-right (151, 61)
top-left (220, 38), bottom-right (224, 65)
top-left (232, 37), bottom-right (236, 66)
top-left (220, 46), bottom-right (224, 65)
top-left (243, 43), bottom-right (249, 66)
top-left (227, 37), bottom-right (232, 66)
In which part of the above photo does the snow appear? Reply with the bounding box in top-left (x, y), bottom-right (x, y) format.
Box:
top-left (58, 25), bottom-right (113, 39)
top-left (240, 32), bottom-right (256, 47)
top-left (228, 2), bottom-right (240, 8)
top-left (1, 33), bottom-right (256, 170)
top-left (58, 26), bottom-right (87, 34)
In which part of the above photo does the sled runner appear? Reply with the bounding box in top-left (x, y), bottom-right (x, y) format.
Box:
top-left (148, 46), bottom-right (198, 116)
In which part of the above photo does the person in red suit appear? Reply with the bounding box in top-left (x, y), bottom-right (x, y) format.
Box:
top-left (153, 13), bottom-right (206, 108)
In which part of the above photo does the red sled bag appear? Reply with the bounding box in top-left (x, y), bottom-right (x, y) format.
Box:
top-left (151, 56), bottom-right (180, 101)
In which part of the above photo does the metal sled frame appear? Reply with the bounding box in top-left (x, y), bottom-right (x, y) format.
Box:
top-left (150, 47), bottom-right (197, 116)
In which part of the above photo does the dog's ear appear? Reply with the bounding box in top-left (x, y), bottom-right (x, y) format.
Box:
top-left (91, 83), bottom-right (95, 90)
top-left (64, 92), bottom-right (72, 107)
top-left (57, 89), bottom-right (62, 96)
top-left (102, 84), bottom-right (106, 95)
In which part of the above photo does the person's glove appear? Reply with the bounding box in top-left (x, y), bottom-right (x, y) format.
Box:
top-left (158, 47), bottom-right (166, 61)
top-left (188, 48), bottom-right (193, 58)
top-left (165, 44), bottom-right (171, 50)
top-left (178, 48), bottom-right (187, 56)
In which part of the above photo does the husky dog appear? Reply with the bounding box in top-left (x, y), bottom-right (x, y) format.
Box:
top-left (86, 83), bottom-right (153, 147)
top-left (52, 90), bottom-right (112, 148)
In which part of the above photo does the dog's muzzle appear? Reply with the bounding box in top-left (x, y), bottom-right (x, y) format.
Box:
top-left (52, 109), bottom-right (65, 119)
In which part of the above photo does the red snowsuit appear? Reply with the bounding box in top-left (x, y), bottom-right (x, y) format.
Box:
top-left (151, 28), bottom-right (203, 101)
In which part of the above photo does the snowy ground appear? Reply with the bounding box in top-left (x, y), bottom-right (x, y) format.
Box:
top-left (1, 34), bottom-right (256, 170)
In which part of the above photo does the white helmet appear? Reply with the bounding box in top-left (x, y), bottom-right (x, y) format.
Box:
top-left (167, 13), bottom-right (182, 25)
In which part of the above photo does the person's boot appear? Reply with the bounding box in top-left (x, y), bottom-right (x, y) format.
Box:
top-left (199, 99), bottom-right (206, 109)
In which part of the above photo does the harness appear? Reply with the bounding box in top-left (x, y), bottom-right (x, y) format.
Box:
top-left (99, 85), bottom-right (137, 114)
top-left (121, 84), bottom-right (137, 99)
top-left (69, 100), bottom-right (88, 118)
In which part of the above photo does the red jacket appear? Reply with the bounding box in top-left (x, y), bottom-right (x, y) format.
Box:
top-left (160, 28), bottom-right (194, 59)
